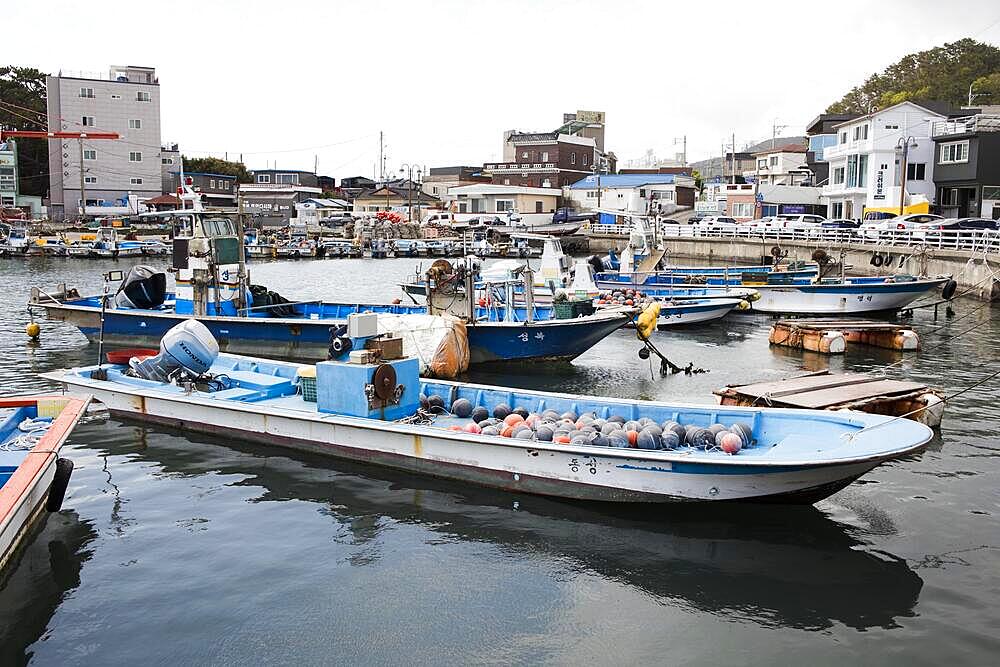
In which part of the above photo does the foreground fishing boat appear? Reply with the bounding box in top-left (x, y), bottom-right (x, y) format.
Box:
top-left (43, 319), bottom-right (932, 504)
top-left (1, 395), bottom-right (90, 570)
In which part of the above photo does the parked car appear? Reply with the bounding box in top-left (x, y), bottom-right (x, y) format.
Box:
top-left (913, 217), bottom-right (999, 243)
top-left (744, 216), bottom-right (782, 233)
top-left (955, 217), bottom-right (999, 231)
top-left (775, 214), bottom-right (827, 235)
top-left (687, 214), bottom-right (708, 224)
top-left (693, 216), bottom-right (739, 232)
top-left (552, 207), bottom-right (598, 224)
top-left (859, 214), bottom-right (944, 240)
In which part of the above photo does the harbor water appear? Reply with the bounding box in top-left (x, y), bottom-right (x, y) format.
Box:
top-left (1, 256), bottom-right (998, 665)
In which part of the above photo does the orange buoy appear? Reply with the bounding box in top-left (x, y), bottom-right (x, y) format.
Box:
top-left (503, 413), bottom-right (524, 427)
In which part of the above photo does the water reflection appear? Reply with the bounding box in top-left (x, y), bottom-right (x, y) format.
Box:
top-left (89, 421), bottom-right (922, 632)
top-left (0, 511), bottom-right (97, 666)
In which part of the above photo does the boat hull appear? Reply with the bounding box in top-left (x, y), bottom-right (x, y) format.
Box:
top-left (751, 279), bottom-right (947, 314)
top-left (0, 396), bottom-right (90, 570)
top-left (657, 300), bottom-right (741, 326)
top-left (37, 302), bottom-right (628, 365)
top-left (42, 382), bottom-right (898, 504)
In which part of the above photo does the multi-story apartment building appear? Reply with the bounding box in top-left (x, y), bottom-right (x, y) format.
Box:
top-left (160, 143), bottom-right (180, 194)
top-left (167, 172), bottom-right (238, 208)
top-left (249, 169), bottom-right (319, 188)
top-left (744, 144), bottom-right (809, 186)
top-left (46, 65), bottom-right (162, 219)
top-left (484, 110), bottom-right (612, 189)
top-left (931, 112), bottom-right (1000, 219)
top-left (821, 101), bottom-right (947, 220)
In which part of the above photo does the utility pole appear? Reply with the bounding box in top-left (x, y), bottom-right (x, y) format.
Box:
top-left (378, 131), bottom-right (384, 181)
top-left (78, 137), bottom-right (85, 218)
top-left (731, 132), bottom-right (736, 184)
top-left (772, 120), bottom-right (788, 149)
top-left (896, 136), bottom-right (916, 216)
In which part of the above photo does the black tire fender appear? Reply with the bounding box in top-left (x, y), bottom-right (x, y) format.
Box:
top-left (46, 457), bottom-right (74, 512)
top-left (942, 279), bottom-right (958, 300)
top-left (871, 254), bottom-right (884, 267)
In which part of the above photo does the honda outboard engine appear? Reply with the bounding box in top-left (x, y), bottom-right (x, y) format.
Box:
top-left (115, 265), bottom-right (167, 309)
top-left (129, 319), bottom-right (219, 382)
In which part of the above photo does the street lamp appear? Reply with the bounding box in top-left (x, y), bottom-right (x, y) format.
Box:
top-left (592, 156), bottom-right (608, 211)
top-left (399, 163), bottom-right (422, 222)
top-left (895, 136), bottom-right (918, 216)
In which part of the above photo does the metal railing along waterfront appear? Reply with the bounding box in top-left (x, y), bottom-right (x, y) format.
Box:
top-left (588, 222), bottom-right (1000, 254)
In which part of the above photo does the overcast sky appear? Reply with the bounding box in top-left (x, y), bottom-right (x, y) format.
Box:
top-left (7, 0), bottom-right (999, 177)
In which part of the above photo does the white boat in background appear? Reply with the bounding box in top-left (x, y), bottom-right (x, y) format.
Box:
top-left (656, 298), bottom-right (745, 327)
top-left (750, 276), bottom-right (952, 314)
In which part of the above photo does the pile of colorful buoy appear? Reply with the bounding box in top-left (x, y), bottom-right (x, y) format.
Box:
top-left (421, 395), bottom-right (752, 454)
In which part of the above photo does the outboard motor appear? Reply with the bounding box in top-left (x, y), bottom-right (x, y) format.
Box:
top-left (130, 319), bottom-right (219, 382)
top-left (115, 265), bottom-right (167, 309)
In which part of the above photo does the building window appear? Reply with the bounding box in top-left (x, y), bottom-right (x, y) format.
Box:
top-left (137, 91), bottom-right (151, 102)
top-left (535, 200), bottom-right (543, 213)
top-left (769, 156), bottom-right (778, 167)
top-left (858, 155), bottom-right (868, 187)
top-left (128, 119), bottom-right (142, 129)
top-left (982, 186), bottom-right (1000, 200)
top-left (733, 202), bottom-right (753, 217)
top-left (570, 153), bottom-right (576, 165)
top-left (496, 200), bottom-right (514, 212)
top-left (130, 177), bottom-right (143, 185)
top-left (79, 87), bottom-right (94, 98)
top-left (83, 149), bottom-right (96, 160)
top-left (839, 131), bottom-right (847, 144)
top-left (906, 163), bottom-right (926, 180)
top-left (129, 151), bottom-right (142, 162)
top-left (503, 178), bottom-right (510, 186)
top-left (541, 151), bottom-right (549, 162)
top-left (84, 176), bottom-right (97, 184)
top-left (582, 154), bottom-right (588, 166)
top-left (81, 116), bottom-right (95, 126)
top-left (257, 174), bottom-right (271, 183)
top-left (161, 157), bottom-right (173, 165)
top-left (276, 173), bottom-right (298, 184)
top-left (831, 202), bottom-right (844, 218)
top-left (757, 159), bottom-right (767, 170)
top-left (862, 124), bottom-right (869, 140)
top-left (846, 155), bottom-right (859, 188)
top-left (209, 179), bottom-right (216, 188)
top-left (940, 188), bottom-right (958, 206)
top-left (1, 196), bottom-right (15, 206)
top-left (939, 141), bottom-right (969, 164)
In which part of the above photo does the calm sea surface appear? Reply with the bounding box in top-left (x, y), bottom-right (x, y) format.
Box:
top-left (1, 255), bottom-right (998, 665)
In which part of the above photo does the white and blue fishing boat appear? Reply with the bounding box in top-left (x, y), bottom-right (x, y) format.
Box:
top-left (1, 394), bottom-right (90, 570)
top-left (29, 194), bottom-right (630, 368)
top-left (42, 318), bottom-right (933, 504)
top-left (655, 298), bottom-right (746, 326)
top-left (91, 225), bottom-right (144, 258)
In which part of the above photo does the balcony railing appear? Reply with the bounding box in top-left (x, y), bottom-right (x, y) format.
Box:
top-left (483, 162), bottom-right (558, 173)
top-left (932, 115), bottom-right (1000, 138)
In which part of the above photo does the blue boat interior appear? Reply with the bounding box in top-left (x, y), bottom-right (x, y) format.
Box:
top-left (0, 405), bottom-right (40, 490)
top-left (63, 352), bottom-right (927, 463)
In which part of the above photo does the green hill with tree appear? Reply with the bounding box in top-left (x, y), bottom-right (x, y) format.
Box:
top-left (827, 38), bottom-right (1000, 113)
top-left (0, 66), bottom-right (49, 197)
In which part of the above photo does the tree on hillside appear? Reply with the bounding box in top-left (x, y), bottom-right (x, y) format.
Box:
top-left (181, 155), bottom-right (252, 183)
top-left (0, 66), bottom-right (49, 197)
top-left (972, 71), bottom-right (1000, 105)
top-left (826, 39), bottom-right (1000, 113)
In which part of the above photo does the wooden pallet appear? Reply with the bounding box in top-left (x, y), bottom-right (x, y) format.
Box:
top-left (769, 318), bottom-right (919, 354)
top-left (714, 370), bottom-right (943, 427)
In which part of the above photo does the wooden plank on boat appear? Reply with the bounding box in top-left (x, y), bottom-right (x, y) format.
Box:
top-left (637, 249), bottom-right (665, 273)
top-left (714, 371), bottom-right (944, 428)
top-left (769, 319), bottom-right (919, 353)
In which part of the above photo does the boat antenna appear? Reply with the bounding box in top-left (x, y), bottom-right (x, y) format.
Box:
top-left (93, 269), bottom-right (124, 380)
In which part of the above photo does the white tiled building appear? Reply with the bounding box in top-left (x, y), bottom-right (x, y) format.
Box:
top-left (46, 65), bottom-right (163, 219)
top-left (743, 144), bottom-right (810, 186)
top-left (821, 101), bottom-right (945, 220)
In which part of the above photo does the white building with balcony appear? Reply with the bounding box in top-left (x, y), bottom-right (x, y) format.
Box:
top-left (821, 101), bottom-right (946, 220)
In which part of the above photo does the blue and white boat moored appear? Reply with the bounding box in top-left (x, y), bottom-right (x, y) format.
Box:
top-left (42, 319), bottom-right (933, 504)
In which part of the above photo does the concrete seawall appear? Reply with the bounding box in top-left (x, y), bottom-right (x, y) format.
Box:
top-left (587, 233), bottom-right (1000, 301)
